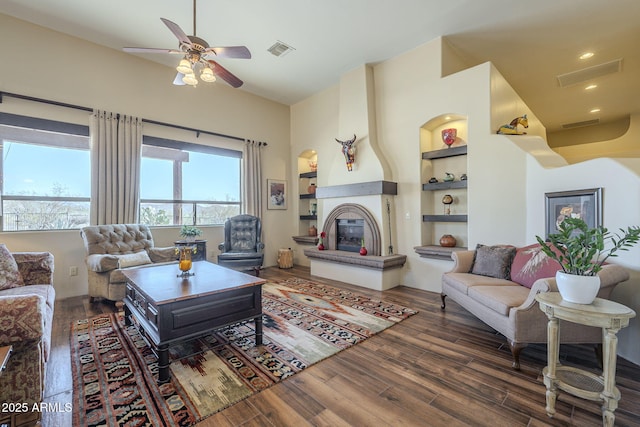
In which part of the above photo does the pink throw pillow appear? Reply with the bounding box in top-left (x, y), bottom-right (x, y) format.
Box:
top-left (0, 244), bottom-right (25, 290)
top-left (511, 243), bottom-right (561, 289)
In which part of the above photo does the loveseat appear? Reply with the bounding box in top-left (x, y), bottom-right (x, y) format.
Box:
top-left (441, 243), bottom-right (630, 369)
top-left (80, 224), bottom-right (176, 303)
top-left (0, 247), bottom-right (55, 427)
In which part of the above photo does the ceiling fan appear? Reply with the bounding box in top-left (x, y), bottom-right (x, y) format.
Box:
top-left (123, 0), bottom-right (250, 88)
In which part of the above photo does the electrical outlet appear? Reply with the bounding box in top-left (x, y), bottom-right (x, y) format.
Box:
top-left (69, 266), bottom-right (78, 276)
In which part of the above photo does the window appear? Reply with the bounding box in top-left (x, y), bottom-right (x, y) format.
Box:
top-left (140, 137), bottom-right (241, 226)
top-left (0, 114), bottom-right (90, 231)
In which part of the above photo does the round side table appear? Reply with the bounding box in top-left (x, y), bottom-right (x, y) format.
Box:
top-left (535, 292), bottom-right (635, 427)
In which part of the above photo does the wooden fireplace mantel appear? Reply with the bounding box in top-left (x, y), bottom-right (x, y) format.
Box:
top-left (315, 180), bottom-right (397, 199)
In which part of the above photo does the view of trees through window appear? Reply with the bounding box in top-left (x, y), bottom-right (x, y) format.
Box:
top-left (139, 144), bottom-right (241, 226)
top-left (1, 132), bottom-right (91, 231)
top-left (0, 119), bottom-right (242, 231)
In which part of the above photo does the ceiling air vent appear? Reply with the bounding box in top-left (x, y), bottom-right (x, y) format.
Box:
top-left (267, 41), bottom-right (295, 57)
top-left (557, 59), bottom-right (623, 87)
top-left (561, 118), bottom-right (600, 129)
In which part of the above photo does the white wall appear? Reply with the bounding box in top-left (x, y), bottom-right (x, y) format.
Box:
top-left (0, 14), bottom-right (291, 299)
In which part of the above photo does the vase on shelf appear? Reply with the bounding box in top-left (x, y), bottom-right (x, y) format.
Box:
top-left (308, 225), bottom-right (317, 237)
top-left (442, 128), bottom-right (457, 147)
top-left (307, 183), bottom-right (316, 195)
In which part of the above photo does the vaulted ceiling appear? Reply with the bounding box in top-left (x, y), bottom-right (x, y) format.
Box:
top-left (1, 0), bottom-right (639, 138)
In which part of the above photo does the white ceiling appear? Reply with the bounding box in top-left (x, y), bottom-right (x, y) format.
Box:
top-left (1, 0), bottom-right (639, 133)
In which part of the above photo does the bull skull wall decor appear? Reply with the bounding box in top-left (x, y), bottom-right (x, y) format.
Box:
top-left (336, 134), bottom-right (357, 171)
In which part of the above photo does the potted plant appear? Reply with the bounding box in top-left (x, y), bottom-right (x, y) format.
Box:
top-left (179, 225), bottom-right (203, 242)
top-left (535, 217), bottom-right (640, 304)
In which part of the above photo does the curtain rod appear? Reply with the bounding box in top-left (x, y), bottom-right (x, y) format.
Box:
top-left (0, 91), bottom-right (266, 145)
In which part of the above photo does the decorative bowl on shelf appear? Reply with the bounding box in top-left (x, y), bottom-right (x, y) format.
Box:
top-left (439, 234), bottom-right (457, 247)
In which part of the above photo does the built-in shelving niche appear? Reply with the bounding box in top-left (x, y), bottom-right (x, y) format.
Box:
top-left (416, 114), bottom-right (469, 260)
top-left (292, 150), bottom-right (319, 245)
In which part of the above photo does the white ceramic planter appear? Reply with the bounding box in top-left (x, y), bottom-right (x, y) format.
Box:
top-left (555, 271), bottom-right (601, 304)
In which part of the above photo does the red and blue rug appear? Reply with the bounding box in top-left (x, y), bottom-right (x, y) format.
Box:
top-left (70, 277), bottom-right (417, 426)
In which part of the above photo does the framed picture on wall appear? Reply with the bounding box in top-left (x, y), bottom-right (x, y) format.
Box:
top-left (544, 188), bottom-right (602, 238)
top-left (267, 179), bottom-right (287, 210)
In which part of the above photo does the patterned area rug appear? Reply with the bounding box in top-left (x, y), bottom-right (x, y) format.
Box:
top-left (70, 277), bottom-right (417, 426)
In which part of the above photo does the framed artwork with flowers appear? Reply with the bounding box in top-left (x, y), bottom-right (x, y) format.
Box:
top-left (544, 188), bottom-right (602, 239)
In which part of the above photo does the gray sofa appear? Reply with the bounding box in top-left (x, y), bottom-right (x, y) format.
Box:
top-left (80, 224), bottom-right (177, 303)
top-left (441, 244), bottom-right (630, 369)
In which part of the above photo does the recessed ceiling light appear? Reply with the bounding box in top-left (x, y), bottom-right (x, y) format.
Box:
top-left (579, 52), bottom-right (594, 60)
top-left (590, 108), bottom-right (601, 113)
top-left (585, 84), bottom-right (598, 90)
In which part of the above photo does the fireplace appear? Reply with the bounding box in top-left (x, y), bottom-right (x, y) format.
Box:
top-left (321, 203), bottom-right (381, 256)
top-left (336, 219), bottom-right (364, 252)
top-left (305, 203), bottom-right (406, 291)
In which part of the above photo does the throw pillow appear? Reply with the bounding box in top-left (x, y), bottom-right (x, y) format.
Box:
top-left (0, 244), bottom-right (25, 290)
top-left (511, 243), bottom-right (562, 289)
top-left (117, 251), bottom-right (152, 269)
top-left (148, 247), bottom-right (178, 263)
top-left (470, 244), bottom-right (517, 280)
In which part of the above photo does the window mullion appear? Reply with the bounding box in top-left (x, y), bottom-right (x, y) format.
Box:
top-left (173, 159), bottom-right (182, 225)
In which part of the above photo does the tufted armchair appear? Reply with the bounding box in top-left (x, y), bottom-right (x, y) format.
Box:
top-left (217, 215), bottom-right (265, 276)
top-left (80, 224), bottom-right (176, 303)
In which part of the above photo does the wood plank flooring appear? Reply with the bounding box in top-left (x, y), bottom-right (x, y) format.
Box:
top-left (43, 266), bottom-right (640, 426)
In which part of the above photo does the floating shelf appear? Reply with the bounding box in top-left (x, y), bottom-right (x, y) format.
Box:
top-left (422, 145), bottom-right (467, 160)
top-left (414, 245), bottom-right (468, 260)
top-left (300, 215), bottom-right (317, 220)
top-left (299, 193), bottom-right (316, 199)
top-left (299, 171), bottom-right (317, 179)
top-left (422, 214), bottom-right (467, 222)
top-left (292, 235), bottom-right (319, 245)
top-left (422, 180), bottom-right (467, 191)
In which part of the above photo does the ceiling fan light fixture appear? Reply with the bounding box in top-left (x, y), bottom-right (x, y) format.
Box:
top-left (200, 67), bottom-right (217, 82)
top-left (176, 58), bottom-right (193, 74)
top-left (182, 73), bottom-right (198, 86)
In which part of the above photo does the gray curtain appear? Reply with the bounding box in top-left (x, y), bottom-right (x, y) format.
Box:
top-left (89, 110), bottom-right (142, 225)
top-left (242, 140), bottom-right (263, 216)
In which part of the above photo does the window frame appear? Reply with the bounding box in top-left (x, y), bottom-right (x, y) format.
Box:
top-left (140, 135), bottom-right (242, 226)
top-left (0, 113), bottom-right (91, 232)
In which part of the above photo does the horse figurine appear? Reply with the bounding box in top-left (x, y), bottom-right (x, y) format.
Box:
top-left (336, 134), bottom-right (357, 171)
top-left (497, 114), bottom-right (528, 135)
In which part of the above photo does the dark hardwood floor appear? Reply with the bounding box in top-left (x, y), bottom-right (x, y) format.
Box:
top-left (44, 266), bottom-right (640, 426)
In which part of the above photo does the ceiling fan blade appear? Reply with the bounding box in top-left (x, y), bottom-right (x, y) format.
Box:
top-left (207, 60), bottom-right (243, 88)
top-left (204, 46), bottom-right (251, 59)
top-left (123, 47), bottom-right (183, 54)
top-left (173, 72), bottom-right (186, 86)
top-left (160, 17), bottom-right (192, 47)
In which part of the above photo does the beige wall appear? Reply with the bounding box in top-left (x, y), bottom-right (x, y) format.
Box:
top-left (0, 13), bottom-right (291, 298)
top-left (291, 37), bottom-right (640, 364)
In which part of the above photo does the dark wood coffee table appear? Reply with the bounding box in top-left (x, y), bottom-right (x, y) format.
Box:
top-left (122, 261), bottom-right (266, 383)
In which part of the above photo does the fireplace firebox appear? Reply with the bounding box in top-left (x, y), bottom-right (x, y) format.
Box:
top-left (336, 219), bottom-right (364, 252)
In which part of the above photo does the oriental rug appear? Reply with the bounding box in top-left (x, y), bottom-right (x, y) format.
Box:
top-left (70, 277), bottom-right (417, 426)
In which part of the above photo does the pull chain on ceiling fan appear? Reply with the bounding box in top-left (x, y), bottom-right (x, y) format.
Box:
top-left (123, 0), bottom-right (251, 88)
